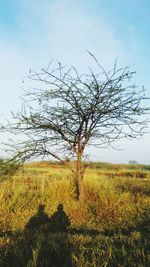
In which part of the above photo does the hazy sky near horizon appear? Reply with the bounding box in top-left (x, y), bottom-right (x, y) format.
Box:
top-left (0, 0), bottom-right (150, 164)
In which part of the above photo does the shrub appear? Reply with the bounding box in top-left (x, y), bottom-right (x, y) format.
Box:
top-left (0, 159), bottom-right (21, 179)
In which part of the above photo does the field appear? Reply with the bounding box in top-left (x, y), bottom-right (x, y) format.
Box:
top-left (0, 161), bottom-right (150, 267)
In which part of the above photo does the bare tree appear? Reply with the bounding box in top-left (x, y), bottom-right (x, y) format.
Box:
top-left (1, 54), bottom-right (149, 200)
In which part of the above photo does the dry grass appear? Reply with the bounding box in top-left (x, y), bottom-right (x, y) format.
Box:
top-left (0, 162), bottom-right (150, 266)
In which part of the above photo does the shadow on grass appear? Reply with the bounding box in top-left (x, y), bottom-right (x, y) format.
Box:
top-left (0, 203), bottom-right (73, 267)
top-left (0, 230), bottom-right (73, 267)
top-left (0, 206), bottom-right (150, 267)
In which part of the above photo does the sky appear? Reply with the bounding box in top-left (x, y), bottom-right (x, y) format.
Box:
top-left (0, 0), bottom-right (150, 164)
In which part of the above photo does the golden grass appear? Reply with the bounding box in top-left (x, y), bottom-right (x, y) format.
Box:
top-left (0, 162), bottom-right (150, 266)
top-left (0, 162), bottom-right (150, 232)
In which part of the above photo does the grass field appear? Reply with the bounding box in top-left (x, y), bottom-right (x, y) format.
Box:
top-left (0, 161), bottom-right (150, 266)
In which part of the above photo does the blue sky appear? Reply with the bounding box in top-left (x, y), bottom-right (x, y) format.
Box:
top-left (0, 0), bottom-right (150, 163)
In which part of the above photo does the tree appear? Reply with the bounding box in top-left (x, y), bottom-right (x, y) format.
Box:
top-left (1, 54), bottom-right (149, 200)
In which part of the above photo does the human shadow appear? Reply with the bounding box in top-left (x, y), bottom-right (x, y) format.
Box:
top-left (24, 204), bottom-right (49, 231)
top-left (48, 203), bottom-right (71, 232)
top-left (0, 204), bottom-right (48, 267)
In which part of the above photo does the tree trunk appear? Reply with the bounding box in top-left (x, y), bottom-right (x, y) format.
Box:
top-left (75, 147), bottom-right (85, 201)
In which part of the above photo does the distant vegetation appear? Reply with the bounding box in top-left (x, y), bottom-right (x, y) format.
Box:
top-left (129, 160), bottom-right (138, 165)
top-left (0, 158), bottom-right (21, 179)
top-left (0, 161), bottom-right (150, 266)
